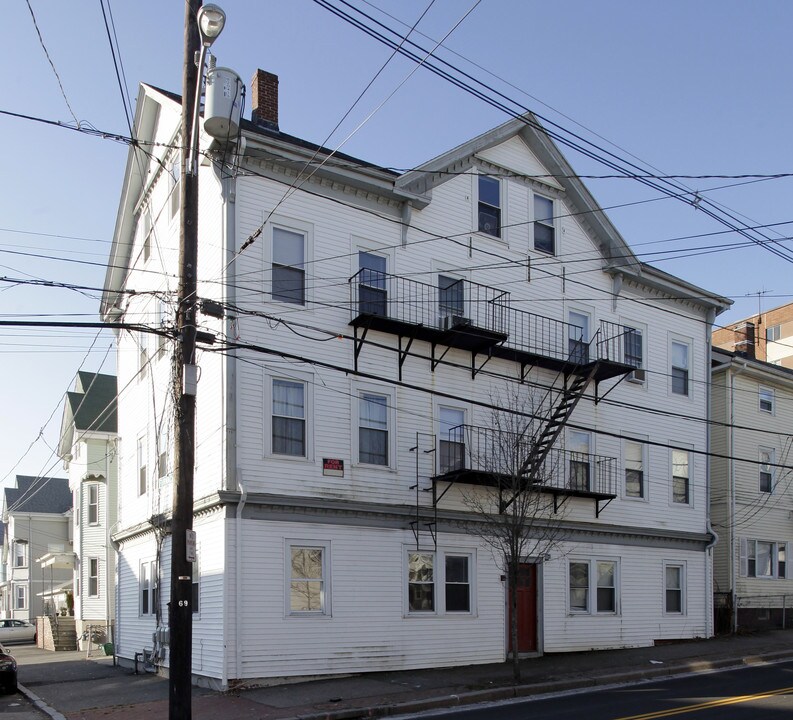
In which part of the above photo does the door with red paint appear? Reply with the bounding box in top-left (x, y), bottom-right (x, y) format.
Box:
top-left (508, 563), bottom-right (537, 653)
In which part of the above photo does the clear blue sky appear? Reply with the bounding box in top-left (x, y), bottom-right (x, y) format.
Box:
top-left (3, 0), bottom-right (792, 485)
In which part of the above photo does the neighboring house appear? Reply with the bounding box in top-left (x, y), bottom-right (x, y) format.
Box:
top-left (710, 347), bottom-right (793, 631)
top-left (712, 301), bottom-right (793, 369)
top-left (101, 69), bottom-right (731, 688)
top-left (57, 371), bottom-right (119, 645)
top-left (0, 476), bottom-right (72, 621)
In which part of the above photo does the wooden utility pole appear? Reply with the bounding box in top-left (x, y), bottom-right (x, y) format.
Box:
top-left (170, 1), bottom-right (201, 718)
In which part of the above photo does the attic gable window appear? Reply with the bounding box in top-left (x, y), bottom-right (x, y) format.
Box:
top-left (533, 194), bottom-right (555, 254)
top-left (478, 175), bottom-right (501, 237)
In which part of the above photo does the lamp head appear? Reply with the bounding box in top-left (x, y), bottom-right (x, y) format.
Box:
top-left (198, 4), bottom-right (226, 47)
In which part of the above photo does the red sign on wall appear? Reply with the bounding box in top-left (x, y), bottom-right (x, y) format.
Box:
top-left (322, 458), bottom-right (344, 477)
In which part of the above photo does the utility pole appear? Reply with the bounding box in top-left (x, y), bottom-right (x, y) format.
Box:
top-left (170, 1), bottom-right (201, 718)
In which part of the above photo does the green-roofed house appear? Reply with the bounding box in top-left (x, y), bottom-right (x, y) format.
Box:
top-left (57, 371), bottom-right (118, 650)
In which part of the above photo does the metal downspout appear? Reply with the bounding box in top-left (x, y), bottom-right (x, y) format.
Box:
top-left (235, 473), bottom-right (247, 686)
top-left (219, 162), bottom-right (238, 689)
top-left (730, 358), bottom-right (748, 632)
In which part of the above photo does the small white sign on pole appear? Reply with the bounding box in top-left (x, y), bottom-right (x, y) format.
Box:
top-left (186, 529), bottom-right (196, 563)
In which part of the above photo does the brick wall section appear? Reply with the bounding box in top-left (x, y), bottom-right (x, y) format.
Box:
top-left (712, 301), bottom-right (793, 363)
top-left (251, 70), bottom-right (279, 130)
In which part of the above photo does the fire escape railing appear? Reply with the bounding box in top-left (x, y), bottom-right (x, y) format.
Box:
top-left (436, 424), bottom-right (617, 498)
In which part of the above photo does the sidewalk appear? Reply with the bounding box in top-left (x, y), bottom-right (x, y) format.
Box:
top-left (12, 630), bottom-right (793, 720)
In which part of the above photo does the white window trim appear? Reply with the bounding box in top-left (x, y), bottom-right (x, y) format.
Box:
top-left (620, 319), bottom-right (647, 386)
top-left (670, 444), bottom-right (693, 507)
top-left (663, 561), bottom-right (686, 615)
top-left (285, 540), bottom-right (331, 617)
top-left (759, 446), bottom-right (775, 494)
top-left (14, 541), bottom-right (28, 568)
top-left (567, 558), bottom-right (620, 616)
top-left (531, 191), bottom-right (558, 256)
top-left (759, 386), bottom-right (775, 415)
top-left (267, 215), bottom-right (313, 306)
top-left (622, 436), bottom-right (648, 502)
top-left (741, 538), bottom-right (790, 580)
top-left (15, 585), bottom-right (27, 610)
top-left (87, 483), bottom-right (100, 525)
top-left (137, 434), bottom-right (147, 497)
top-left (404, 546), bottom-right (477, 618)
top-left (88, 557), bottom-right (100, 598)
top-left (139, 560), bottom-right (157, 617)
top-left (352, 382), bottom-right (397, 470)
top-left (669, 335), bottom-right (693, 399)
top-left (264, 367), bottom-right (314, 461)
top-left (475, 171), bottom-right (504, 242)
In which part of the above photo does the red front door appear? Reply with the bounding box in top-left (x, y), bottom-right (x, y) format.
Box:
top-left (508, 563), bottom-right (537, 653)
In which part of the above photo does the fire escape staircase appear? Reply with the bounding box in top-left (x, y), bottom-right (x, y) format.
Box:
top-left (499, 361), bottom-right (601, 513)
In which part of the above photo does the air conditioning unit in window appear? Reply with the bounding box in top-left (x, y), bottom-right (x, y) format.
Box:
top-left (627, 368), bottom-right (646, 384)
top-left (440, 315), bottom-right (471, 331)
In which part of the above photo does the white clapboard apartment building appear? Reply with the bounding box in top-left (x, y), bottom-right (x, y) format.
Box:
top-left (101, 68), bottom-right (731, 688)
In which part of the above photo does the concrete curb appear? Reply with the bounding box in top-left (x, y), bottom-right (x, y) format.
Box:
top-left (17, 683), bottom-right (67, 720)
top-left (289, 651), bottom-right (793, 720)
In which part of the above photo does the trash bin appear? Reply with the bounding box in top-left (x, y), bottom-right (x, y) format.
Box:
top-left (102, 643), bottom-right (114, 656)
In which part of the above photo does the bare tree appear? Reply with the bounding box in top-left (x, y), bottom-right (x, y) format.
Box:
top-left (448, 386), bottom-right (572, 682)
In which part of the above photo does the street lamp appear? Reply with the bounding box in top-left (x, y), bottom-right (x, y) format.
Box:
top-left (187, 3), bottom-right (226, 175)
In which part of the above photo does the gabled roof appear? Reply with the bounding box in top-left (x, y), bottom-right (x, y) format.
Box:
top-left (58, 372), bottom-right (118, 458)
top-left (397, 112), bottom-right (731, 315)
top-left (4, 475), bottom-right (71, 516)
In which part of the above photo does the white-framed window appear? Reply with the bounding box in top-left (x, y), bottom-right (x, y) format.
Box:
top-left (356, 388), bottom-right (394, 467)
top-left (568, 309), bottom-right (591, 365)
top-left (15, 585), bottom-right (26, 610)
top-left (287, 542), bottom-right (330, 615)
top-left (13, 542), bottom-right (27, 568)
top-left (158, 447), bottom-right (169, 484)
top-left (140, 560), bottom-right (158, 616)
top-left (568, 430), bottom-right (592, 491)
top-left (358, 251), bottom-right (388, 317)
top-left (671, 339), bottom-right (690, 396)
top-left (438, 274), bottom-right (465, 320)
top-left (75, 489), bottom-right (80, 526)
top-left (766, 324), bottom-right (781, 342)
top-left (438, 406), bottom-right (466, 474)
top-left (664, 562), bottom-right (685, 614)
top-left (88, 558), bottom-right (99, 597)
top-left (137, 435), bottom-right (147, 496)
top-left (759, 387), bottom-right (775, 414)
top-left (623, 322), bottom-right (646, 383)
top-left (271, 225), bottom-right (306, 305)
top-left (444, 554), bottom-right (472, 613)
top-left (406, 549), bottom-right (474, 615)
top-left (272, 378), bottom-right (306, 457)
top-left (478, 174), bottom-right (501, 237)
top-left (742, 539), bottom-right (789, 579)
top-left (568, 559), bottom-right (619, 614)
top-left (141, 208), bottom-right (152, 263)
top-left (191, 558), bottom-right (200, 615)
top-left (671, 448), bottom-right (690, 505)
top-left (87, 484), bottom-right (99, 525)
top-left (759, 447), bottom-right (775, 493)
top-left (533, 194), bottom-right (555, 255)
top-left (624, 438), bottom-right (646, 499)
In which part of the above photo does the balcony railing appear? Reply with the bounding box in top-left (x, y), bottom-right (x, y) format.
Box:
top-left (436, 424), bottom-right (617, 498)
top-left (349, 269), bottom-right (510, 337)
top-left (349, 270), bottom-right (635, 378)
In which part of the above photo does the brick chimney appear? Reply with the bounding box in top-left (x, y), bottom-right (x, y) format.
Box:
top-left (734, 321), bottom-right (756, 359)
top-left (251, 69), bottom-right (279, 131)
